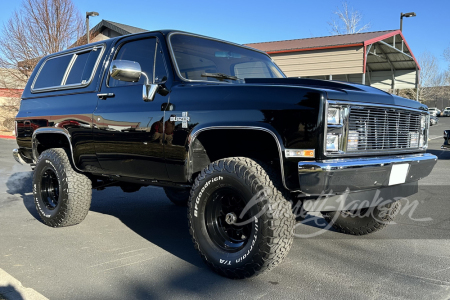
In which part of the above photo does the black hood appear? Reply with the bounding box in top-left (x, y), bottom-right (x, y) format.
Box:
top-left (244, 78), bottom-right (427, 111)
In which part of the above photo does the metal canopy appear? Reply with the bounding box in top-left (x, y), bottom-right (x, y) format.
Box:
top-left (363, 30), bottom-right (419, 99)
top-left (245, 30), bottom-right (420, 98)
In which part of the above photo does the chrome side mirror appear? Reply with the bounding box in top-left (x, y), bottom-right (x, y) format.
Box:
top-left (109, 59), bottom-right (160, 102)
top-left (109, 60), bottom-right (142, 82)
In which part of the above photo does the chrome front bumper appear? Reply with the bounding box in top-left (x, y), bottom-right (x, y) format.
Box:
top-left (298, 153), bottom-right (437, 195)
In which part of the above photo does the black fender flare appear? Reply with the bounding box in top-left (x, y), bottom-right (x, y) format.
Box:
top-left (186, 124), bottom-right (297, 192)
top-left (31, 127), bottom-right (81, 172)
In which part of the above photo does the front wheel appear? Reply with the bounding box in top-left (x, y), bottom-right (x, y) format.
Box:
top-left (321, 201), bottom-right (401, 235)
top-left (33, 148), bottom-right (92, 227)
top-left (188, 157), bottom-right (295, 279)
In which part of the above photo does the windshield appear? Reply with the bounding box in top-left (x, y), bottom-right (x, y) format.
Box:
top-left (169, 33), bottom-right (285, 83)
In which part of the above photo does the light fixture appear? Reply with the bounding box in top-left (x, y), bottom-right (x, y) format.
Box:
top-left (86, 11), bottom-right (100, 44)
top-left (400, 12), bottom-right (416, 31)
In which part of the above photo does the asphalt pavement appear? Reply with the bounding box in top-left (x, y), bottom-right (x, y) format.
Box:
top-left (0, 118), bottom-right (450, 300)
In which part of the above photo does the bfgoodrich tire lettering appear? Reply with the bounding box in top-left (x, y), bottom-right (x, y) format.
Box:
top-left (188, 157), bottom-right (295, 279)
top-left (33, 148), bottom-right (92, 227)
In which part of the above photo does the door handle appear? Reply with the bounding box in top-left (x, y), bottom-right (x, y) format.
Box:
top-left (97, 93), bottom-right (115, 100)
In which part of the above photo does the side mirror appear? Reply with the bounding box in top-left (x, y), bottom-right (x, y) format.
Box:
top-left (109, 60), bottom-right (142, 82)
top-left (109, 59), bottom-right (161, 102)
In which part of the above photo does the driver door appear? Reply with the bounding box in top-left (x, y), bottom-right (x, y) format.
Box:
top-left (93, 34), bottom-right (170, 180)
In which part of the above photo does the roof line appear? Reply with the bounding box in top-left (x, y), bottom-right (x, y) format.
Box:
top-left (364, 29), bottom-right (420, 70)
top-left (246, 29), bottom-right (397, 46)
top-left (266, 43), bottom-right (364, 54)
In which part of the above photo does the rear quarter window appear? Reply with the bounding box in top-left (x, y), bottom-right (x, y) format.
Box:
top-left (32, 46), bottom-right (104, 92)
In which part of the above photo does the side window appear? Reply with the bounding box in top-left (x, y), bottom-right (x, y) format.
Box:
top-left (154, 42), bottom-right (168, 83)
top-left (33, 46), bottom-right (103, 91)
top-left (33, 55), bottom-right (73, 89)
top-left (109, 38), bottom-right (156, 87)
top-left (109, 38), bottom-right (168, 87)
top-left (65, 49), bottom-right (101, 85)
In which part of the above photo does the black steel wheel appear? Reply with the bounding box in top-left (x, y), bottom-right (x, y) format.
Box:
top-left (188, 157), bottom-right (295, 279)
top-left (40, 168), bottom-right (60, 210)
top-left (205, 188), bottom-right (254, 253)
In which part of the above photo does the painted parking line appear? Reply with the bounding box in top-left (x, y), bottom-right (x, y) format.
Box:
top-left (0, 268), bottom-right (48, 300)
top-left (429, 136), bottom-right (443, 140)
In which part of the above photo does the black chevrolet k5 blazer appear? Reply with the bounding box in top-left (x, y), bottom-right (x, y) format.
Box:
top-left (13, 30), bottom-right (437, 279)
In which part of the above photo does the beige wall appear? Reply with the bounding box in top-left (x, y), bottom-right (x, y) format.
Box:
top-left (369, 70), bottom-right (417, 90)
top-left (271, 46), bottom-right (364, 77)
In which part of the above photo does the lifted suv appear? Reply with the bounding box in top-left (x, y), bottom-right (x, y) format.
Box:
top-left (13, 30), bottom-right (437, 279)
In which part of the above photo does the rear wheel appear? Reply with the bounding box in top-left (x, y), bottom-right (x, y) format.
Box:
top-left (33, 148), bottom-right (92, 227)
top-left (188, 157), bottom-right (295, 279)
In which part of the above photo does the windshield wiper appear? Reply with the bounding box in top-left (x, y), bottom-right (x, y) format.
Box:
top-left (201, 73), bottom-right (240, 81)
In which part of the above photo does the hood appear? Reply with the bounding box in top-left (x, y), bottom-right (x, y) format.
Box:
top-left (244, 78), bottom-right (427, 111)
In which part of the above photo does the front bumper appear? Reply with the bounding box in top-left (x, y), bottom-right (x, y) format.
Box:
top-left (298, 153), bottom-right (437, 195)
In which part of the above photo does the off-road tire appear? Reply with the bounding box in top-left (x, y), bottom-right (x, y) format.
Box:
top-left (188, 157), bottom-right (295, 279)
top-left (164, 187), bottom-right (190, 206)
top-left (321, 201), bottom-right (401, 235)
top-left (33, 148), bottom-right (92, 227)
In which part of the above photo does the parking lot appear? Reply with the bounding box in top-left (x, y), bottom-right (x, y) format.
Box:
top-left (0, 117), bottom-right (450, 300)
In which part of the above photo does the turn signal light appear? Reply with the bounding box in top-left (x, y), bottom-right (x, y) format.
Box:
top-left (285, 149), bottom-right (315, 158)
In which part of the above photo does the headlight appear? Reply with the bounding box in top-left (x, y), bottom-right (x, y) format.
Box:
top-left (420, 115), bottom-right (427, 130)
top-left (327, 107), bottom-right (340, 125)
top-left (326, 134), bottom-right (339, 152)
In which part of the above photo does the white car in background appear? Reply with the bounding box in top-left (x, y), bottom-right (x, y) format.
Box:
top-left (429, 107), bottom-right (441, 117)
top-left (442, 107), bottom-right (450, 117)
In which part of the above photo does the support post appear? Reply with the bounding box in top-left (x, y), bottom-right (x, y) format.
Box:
top-left (86, 17), bottom-right (89, 44)
top-left (415, 66), bottom-right (419, 101)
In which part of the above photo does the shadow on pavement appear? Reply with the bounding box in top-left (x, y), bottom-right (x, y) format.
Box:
top-left (0, 285), bottom-right (24, 300)
top-left (89, 188), bottom-right (206, 270)
top-left (427, 149), bottom-right (450, 160)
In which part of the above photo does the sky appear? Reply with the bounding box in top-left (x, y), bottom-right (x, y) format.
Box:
top-left (1, 0), bottom-right (449, 70)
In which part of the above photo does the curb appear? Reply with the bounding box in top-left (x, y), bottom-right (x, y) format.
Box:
top-left (0, 268), bottom-right (48, 300)
top-left (0, 135), bottom-right (15, 140)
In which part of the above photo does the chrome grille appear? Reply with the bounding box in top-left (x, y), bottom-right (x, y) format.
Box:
top-left (347, 106), bottom-right (421, 152)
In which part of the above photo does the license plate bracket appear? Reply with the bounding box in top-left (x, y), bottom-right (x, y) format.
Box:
top-left (388, 163), bottom-right (410, 186)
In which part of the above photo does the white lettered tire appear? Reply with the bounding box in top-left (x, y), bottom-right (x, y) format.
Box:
top-left (188, 157), bottom-right (295, 279)
top-left (33, 148), bottom-right (92, 227)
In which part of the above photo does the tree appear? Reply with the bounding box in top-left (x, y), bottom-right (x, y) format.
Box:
top-left (0, 0), bottom-right (85, 131)
top-left (0, 0), bottom-right (85, 84)
top-left (444, 46), bottom-right (450, 86)
top-left (328, 1), bottom-right (370, 35)
top-left (417, 51), bottom-right (448, 102)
